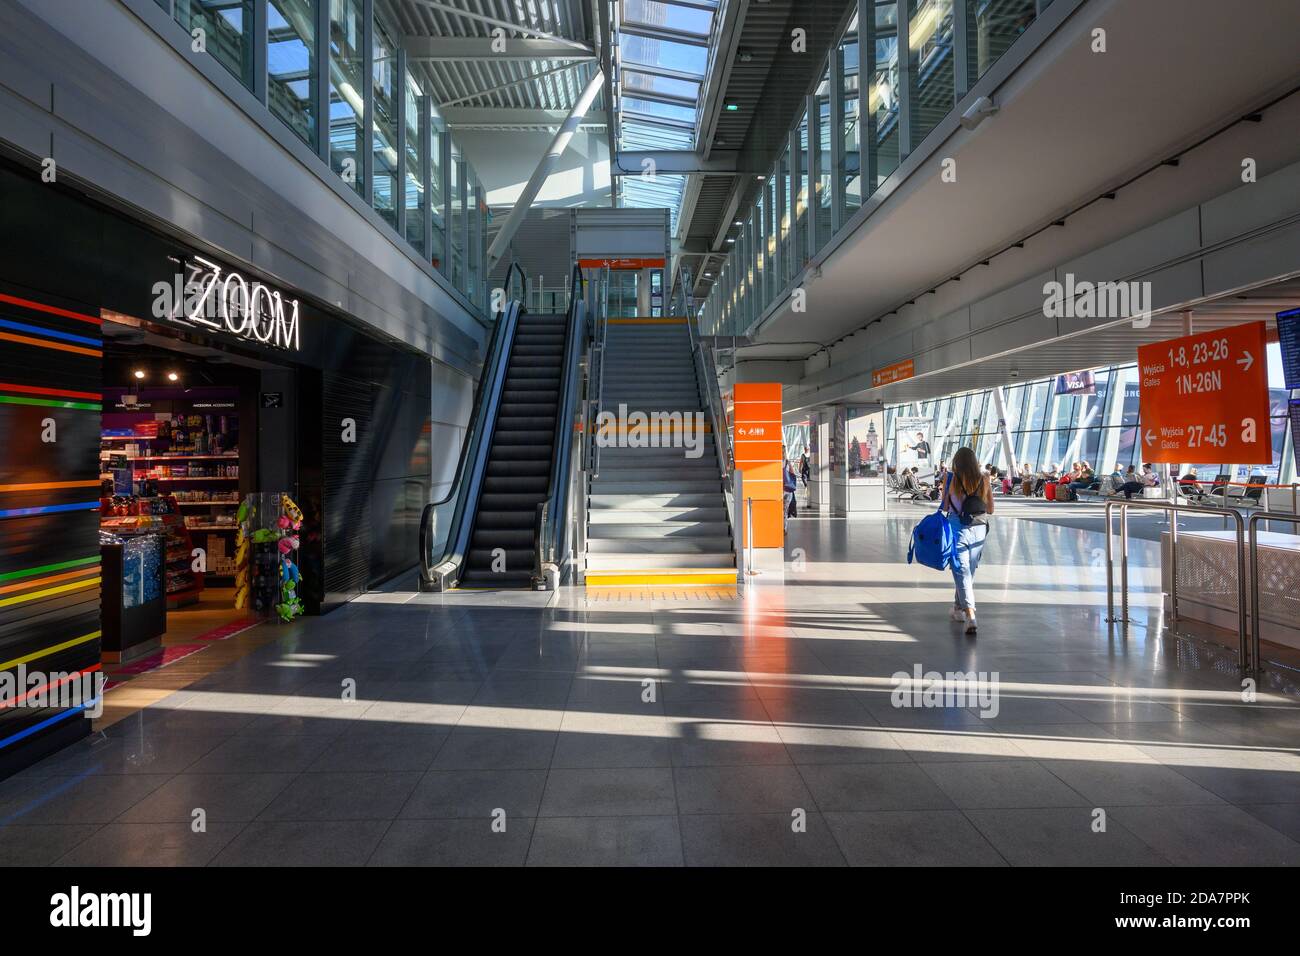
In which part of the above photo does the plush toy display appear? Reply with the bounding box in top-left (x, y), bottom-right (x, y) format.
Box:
top-left (235, 493), bottom-right (305, 622)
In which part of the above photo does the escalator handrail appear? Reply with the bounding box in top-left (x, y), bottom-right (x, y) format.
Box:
top-left (419, 262), bottom-right (526, 587)
top-left (533, 264), bottom-right (587, 585)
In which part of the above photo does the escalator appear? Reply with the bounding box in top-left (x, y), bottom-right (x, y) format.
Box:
top-left (419, 265), bottom-right (587, 590)
top-left (461, 310), bottom-right (567, 586)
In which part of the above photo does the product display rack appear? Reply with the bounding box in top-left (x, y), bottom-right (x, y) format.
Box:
top-left (101, 399), bottom-right (242, 584)
top-left (101, 496), bottom-right (205, 607)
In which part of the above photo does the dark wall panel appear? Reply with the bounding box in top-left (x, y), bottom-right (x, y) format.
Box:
top-left (0, 280), bottom-right (102, 778)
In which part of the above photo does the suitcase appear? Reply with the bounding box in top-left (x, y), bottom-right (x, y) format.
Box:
top-left (1044, 481), bottom-right (1057, 501)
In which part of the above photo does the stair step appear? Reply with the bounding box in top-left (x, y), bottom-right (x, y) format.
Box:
top-left (587, 538), bottom-right (734, 554)
top-left (590, 493), bottom-right (725, 508)
top-left (590, 480), bottom-right (720, 495)
top-left (589, 507), bottom-right (728, 523)
top-left (586, 552), bottom-right (735, 570)
top-left (594, 466), bottom-right (717, 481)
top-left (588, 522), bottom-right (730, 538)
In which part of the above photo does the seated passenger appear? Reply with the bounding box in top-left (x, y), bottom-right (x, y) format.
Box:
top-left (1115, 465), bottom-right (1142, 499)
top-left (1179, 468), bottom-right (1204, 498)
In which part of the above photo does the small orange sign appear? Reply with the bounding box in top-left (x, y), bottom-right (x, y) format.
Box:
top-left (872, 359), bottom-right (914, 388)
top-left (1136, 321), bottom-right (1271, 464)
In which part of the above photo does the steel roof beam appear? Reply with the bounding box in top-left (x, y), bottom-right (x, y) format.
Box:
top-left (612, 150), bottom-right (752, 175)
top-left (401, 37), bottom-right (595, 60)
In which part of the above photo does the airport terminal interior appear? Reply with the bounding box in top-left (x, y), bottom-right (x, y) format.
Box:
top-left (0, 0), bottom-right (1298, 870)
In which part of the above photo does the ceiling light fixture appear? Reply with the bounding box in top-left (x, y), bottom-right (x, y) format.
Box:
top-left (132, 369), bottom-right (146, 380)
top-left (167, 371), bottom-right (180, 382)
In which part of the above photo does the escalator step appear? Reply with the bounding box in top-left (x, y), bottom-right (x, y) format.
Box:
top-left (493, 416), bottom-right (556, 431)
top-left (486, 458), bottom-right (552, 477)
top-left (502, 391), bottom-right (559, 403)
top-left (471, 528), bottom-right (537, 549)
top-left (478, 492), bottom-right (551, 510)
top-left (474, 509), bottom-right (542, 529)
top-left (466, 548), bottom-right (534, 570)
top-left (483, 476), bottom-right (550, 493)
top-left (489, 433), bottom-right (554, 449)
top-left (486, 450), bottom-right (551, 465)
top-left (499, 403), bottom-right (557, 417)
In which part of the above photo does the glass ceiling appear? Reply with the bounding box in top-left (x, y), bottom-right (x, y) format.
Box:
top-left (616, 0), bottom-right (721, 234)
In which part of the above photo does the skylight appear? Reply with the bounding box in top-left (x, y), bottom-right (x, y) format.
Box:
top-left (614, 0), bottom-right (722, 235)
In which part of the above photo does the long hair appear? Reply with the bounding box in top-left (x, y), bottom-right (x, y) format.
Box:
top-left (951, 446), bottom-right (983, 497)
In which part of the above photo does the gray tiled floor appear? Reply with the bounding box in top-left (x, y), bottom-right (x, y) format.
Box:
top-left (3, 508), bottom-right (1299, 866)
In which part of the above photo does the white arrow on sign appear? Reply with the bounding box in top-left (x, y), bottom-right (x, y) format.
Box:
top-left (1144, 429), bottom-right (1156, 445)
top-left (1238, 351), bottom-right (1254, 372)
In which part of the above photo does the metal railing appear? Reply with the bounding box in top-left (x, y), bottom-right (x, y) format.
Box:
top-left (533, 264), bottom-right (589, 589)
top-left (587, 264), bottom-right (610, 479)
top-left (419, 262), bottom-right (526, 591)
top-left (1247, 511), bottom-right (1300, 674)
top-left (1103, 499), bottom-right (1250, 672)
top-left (678, 261), bottom-right (742, 587)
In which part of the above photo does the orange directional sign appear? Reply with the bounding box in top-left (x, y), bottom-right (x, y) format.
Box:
top-left (1136, 321), bottom-right (1271, 464)
top-left (733, 382), bottom-right (784, 548)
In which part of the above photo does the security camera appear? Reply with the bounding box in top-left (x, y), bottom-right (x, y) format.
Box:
top-left (960, 95), bottom-right (998, 130)
top-left (1009, 369), bottom-right (1020, 379)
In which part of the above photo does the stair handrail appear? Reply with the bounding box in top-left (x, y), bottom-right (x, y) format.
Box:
top-left (533, 264), bottom-right (589, 588)
top-left (419, 262), bottom-right (527, 590)
top-left (682, 263), bottom-right (737, 546)
top-left (589, 262), bottom-right (610, 478)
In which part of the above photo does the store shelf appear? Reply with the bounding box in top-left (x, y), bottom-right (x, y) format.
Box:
top-left (185, 525), bottom-right (239, 532)
top-left (175, 500), bottom-right (239, 507)
top-left (151, 476), bottom-right (239, 481)
top-left (128, 455), bottom-right (239, 461)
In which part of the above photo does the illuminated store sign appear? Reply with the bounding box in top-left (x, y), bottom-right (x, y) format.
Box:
top-left (155, 256), bottom-right (301, 352)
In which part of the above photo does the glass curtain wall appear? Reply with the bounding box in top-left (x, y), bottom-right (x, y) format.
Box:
top-left (328, 0), bottom-right (366, 196)
top-left (841, 16), bottom-right (862, 216)
top-left (267, 0), bottom-right (317, 147)
top-left (403, 72), bottom-right (424, 249)
top-left (697, 0), bottom-right (1045, 339)
top-left (907, 0), bottom-right (956, 150)
top-left (371, 15), bottom-right (399, 228)
top-left (164, 0), bottom-right (490, 313)
top-left (175, 0), bottom-right (256, 90)
top-left (882, 349), bottom-right (1296, 484)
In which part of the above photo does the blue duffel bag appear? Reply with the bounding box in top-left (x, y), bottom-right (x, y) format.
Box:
top-left (907, 474), bottom-right (957, 571)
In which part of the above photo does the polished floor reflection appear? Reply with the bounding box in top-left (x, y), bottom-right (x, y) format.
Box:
top-left (2, 509), bottom-right (1298, 866)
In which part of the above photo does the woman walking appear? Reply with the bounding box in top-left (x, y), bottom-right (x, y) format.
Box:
top-left (946, 446), bottom-right (994, 634)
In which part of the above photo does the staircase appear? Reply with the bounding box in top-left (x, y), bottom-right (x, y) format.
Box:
top-left (584, 317), bottom-right (736, 587)
top-left (461, 312), bottom-right (567, 587)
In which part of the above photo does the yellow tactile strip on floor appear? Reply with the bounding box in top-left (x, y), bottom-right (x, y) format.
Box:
top-left (583, 587), bottom-right (738, 602)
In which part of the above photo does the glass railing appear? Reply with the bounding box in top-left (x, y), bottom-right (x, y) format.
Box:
top-left (419, 263), bottom-right (526, 590)
top-left (160, 0), bottom-right (492, 319)
top-left (697, 0), bottom-right (1053, 339)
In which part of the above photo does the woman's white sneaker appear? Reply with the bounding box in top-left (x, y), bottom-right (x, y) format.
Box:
top-left (964, 614), bottom-right (978, 634)
top-left (950, 606), bottom-right (966, 622)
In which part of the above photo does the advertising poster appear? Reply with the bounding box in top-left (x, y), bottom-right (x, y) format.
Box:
top-left (848, 407), bottom-right (885, 480)
top-left (896, 416), bottom-right (934, 482)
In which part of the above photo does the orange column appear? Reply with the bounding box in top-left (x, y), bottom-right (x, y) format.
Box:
top-left (732, 382), bottom-right (784, 548)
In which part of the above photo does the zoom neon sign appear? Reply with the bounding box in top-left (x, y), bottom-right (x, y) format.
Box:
top-left (152, 256), bottom-right (301, 351)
